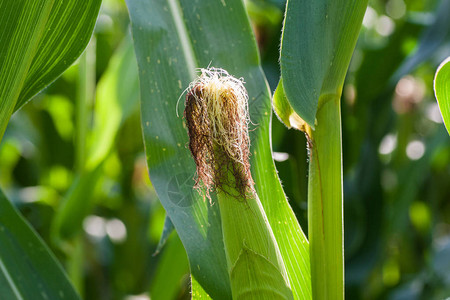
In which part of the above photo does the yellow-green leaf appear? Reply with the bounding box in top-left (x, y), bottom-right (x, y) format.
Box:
top-left (434, 57), bottom-right (450, 135)
top-left (0, 0), bottom-right (101, 142)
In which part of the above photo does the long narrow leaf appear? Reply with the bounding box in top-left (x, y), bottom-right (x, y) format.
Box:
top-left (278, 0), bottom-right (368, 127)
top-left (0, 0), bottom-right (101, 142)
top-left (434, 57), bottom-right (450, 135)
top-left (0, 189), bottom-right (80, 299)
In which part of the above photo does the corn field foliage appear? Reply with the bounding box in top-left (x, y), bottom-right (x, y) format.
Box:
top-left (0, 0), bottom-right (449, 299)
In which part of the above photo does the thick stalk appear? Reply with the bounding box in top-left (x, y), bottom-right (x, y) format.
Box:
top-left (217, 170), bottom-right (293, 299)
top-left (308, 94), bottom-right (343, 299)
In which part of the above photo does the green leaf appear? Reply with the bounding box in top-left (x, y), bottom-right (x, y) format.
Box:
top-left (279, 0), bottom-right (368, 127)
top-left (231, 247), bottom-right (294, 300)
top-left (393, 0), bottom-right (450, 83)
top-left (126, 0), bottom-right (311, 298)
top-left (0, 188), bottom-right (80, 299)
top-left (191, 276), bottom-right (213, 299)
top-left (87, 35), bottom-right (140, 169)
top-left (154, 216), bottom-right (175, 255)
top-left (434, 57), bottom-right (450, 135)
top-left (51, 166), bottom-right (103, 241)
top-left (0, 0), bottom-right (101, 141)
top-left (273, 79), bottom-right (294, 128)
top-left (150, 233), bottom-right (189, 300)
top-left (52, 35), bottom-right (140, 241)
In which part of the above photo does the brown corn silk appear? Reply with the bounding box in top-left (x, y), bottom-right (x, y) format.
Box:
top-left (184, 68), bottom-right (253, 200)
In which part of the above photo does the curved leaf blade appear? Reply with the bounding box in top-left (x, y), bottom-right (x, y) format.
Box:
top-left (15, 0), bottom-right (102, 111)
top-left (0, 0), bottom-right (53, 140)
top-left (127, 0), bottom-right (311, 298)
top-left (0, 0), bottom-right (101, 142)
top-left (279, 0), bottom-right (368, 127)
top-left (434, 56), bottom-right (450, 135)
top-left (0, 189), bottom-right (80, 299)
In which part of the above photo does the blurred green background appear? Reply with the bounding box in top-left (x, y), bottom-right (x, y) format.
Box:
top-left (0, 0), bottom-right (449, 299)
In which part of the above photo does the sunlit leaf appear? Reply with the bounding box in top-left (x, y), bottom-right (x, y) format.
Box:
top-left (0, 0), bottom-right (101, 141)
top-left (273, 79), bottom-right (294, 128)
top-left (126, 0), bottom-right (311, 298)
top-left (0, 188), bottom-right (80, 299)
top-left (434, 57), bottom-right (450, 135)
top-left (230, 247), bottom-right (294, 299)
top-left (154, 216), bottom-right (175, 255)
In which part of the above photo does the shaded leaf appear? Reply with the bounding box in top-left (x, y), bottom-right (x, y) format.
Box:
top-left (15, 0), bottom-right (102, 111)
top-left (0, 188), bottom-right (80, 299)
top-left (392, 0), bottom-right (450, 83)
top-left (153, 216), bottom-right (175, 255)
top-left (150, 233), bottom-right (189, 300)
top-left (51, 166), bottom-right (103, 241)
top-left (279, 0), bottom-right (368, 127)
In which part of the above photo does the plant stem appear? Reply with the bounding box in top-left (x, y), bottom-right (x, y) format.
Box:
top-left (308, 94), bottom-right (343, 299)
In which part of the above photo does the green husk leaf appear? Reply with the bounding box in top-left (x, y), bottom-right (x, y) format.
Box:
top-left (14, 0), bottom-right (101, 111)
top-left (231, 247), bottom-right (294, 300)
top-left (149, 233), bottom-right (189, 300)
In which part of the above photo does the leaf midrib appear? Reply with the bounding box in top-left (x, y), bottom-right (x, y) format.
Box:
top-left (0, 255), bottom-right (25, 300)
top-left (167, 0), bottom-right (198, 80)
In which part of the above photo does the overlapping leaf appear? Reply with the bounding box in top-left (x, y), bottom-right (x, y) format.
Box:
top-left (126, 0), bottom-right (311, 298)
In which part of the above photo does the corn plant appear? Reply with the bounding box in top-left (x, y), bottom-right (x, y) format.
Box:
top-left (126, 0), bottom-right (368, 298)
top-left (1, 0), bottom-right (449, 299)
